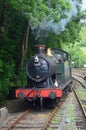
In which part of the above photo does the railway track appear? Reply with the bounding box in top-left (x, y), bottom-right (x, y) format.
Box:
top-left (72, 75), bottom-right (86, 89)
top-left (73, 75), bottom-right (86, 118)
top-left (0, 108), bottom-right (49, 130)
top-left (0, 74), bottom-right (86, 130)
top-left (0, 95), bottom-right (68, 130)
top-left (72, 68), bottom-right (86, 75)
top-left (72, 68), bottom-right (86, 82)
top-left (73, 89), bottom-right (86, 118)
top-left (0, 100), bottom-right (66, 130)
top-left (42, 80), bottom-right (86, 130)
top-left (42, 93), bottom-right (86, 130)
top-left (72, 68), bottom-right (86, 89)
top-left (0, 89), bottom-right (85, 130)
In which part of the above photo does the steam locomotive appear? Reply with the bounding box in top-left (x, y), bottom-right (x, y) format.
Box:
top-left (16, 45), bottom-right (72, 109)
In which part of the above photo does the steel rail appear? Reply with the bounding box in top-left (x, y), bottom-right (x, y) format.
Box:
top-left (73, 88), bottom-right (86, 120)
top-left (42, 96), bottom-right (67, 130)
top-left (7, 110), bottom-right (30, 130)
top-left (72, 75), bottom-right (86, 89)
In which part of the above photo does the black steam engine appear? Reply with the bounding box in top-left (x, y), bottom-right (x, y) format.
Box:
top-left (16, 45), bottom-right (72, 109)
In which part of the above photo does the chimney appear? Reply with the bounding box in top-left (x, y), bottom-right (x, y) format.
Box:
top-left (35, 45), bottom-right (46, 54)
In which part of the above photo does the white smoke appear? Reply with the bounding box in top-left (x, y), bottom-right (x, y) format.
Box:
top-left (31, 0), bottom-right (79, 40)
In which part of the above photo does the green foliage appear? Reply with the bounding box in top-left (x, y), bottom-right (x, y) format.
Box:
top-left (6, 0), bottom-right (70, 25)
top-left (64, 44), bottom-right (86, 68)
top-left (63, 22), bottom-right (86, 68)
top-left (0, 2), bottom-right (27, 101)
top-left (80, 47), bottom-right (86, 55)
top-left (79, 26), bottom-right (86, 47)
top-left (45, 32), bottom-right (62, 48)
top-left (80, 42), bottom-right (86, 47)
top-left (45, 16), bottom-right (81, 49)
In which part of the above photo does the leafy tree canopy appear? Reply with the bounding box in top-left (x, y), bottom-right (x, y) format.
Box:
top-left (7, 0), bottom-right (70, 23)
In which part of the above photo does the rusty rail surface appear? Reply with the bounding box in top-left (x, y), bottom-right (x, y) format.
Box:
top-left (73, 88), bottom-right (86, 119)
top-left (7, 110), bottom-right (30, 130)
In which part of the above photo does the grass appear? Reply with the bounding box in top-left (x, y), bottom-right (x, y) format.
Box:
top-left (76, 89), bottom-right (86, 108)
top-left (67, 105), bottom-right (74, 114)
top-left (51, 113), bottom-right (60, 124)
top-left (76, 89), bottom-right (86, 100)
top-left (47, 128), bottom-right (53, 130)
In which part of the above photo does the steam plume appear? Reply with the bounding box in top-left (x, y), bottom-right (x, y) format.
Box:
top-left (31, 0), bottom-right (79, 41)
